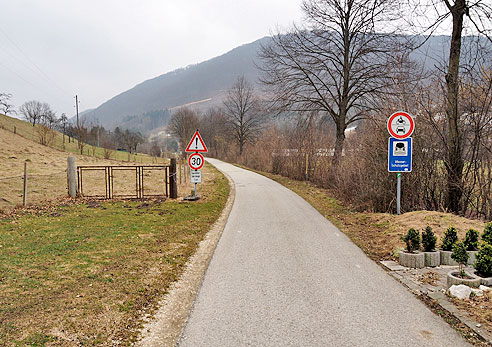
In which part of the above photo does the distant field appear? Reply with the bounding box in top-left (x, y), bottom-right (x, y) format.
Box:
top-left (0, 114), bottom-right (192, 209)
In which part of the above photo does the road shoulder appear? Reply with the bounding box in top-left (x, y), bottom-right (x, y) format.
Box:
top-left (136, 166), bottom-right (235, 347)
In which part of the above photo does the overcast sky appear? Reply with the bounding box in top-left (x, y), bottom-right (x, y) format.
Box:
top-left (0, 0), bottom-right (303, 117)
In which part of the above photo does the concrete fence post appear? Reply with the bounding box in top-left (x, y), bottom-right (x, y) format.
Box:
top-left (67, 156), bottom-right (77, 198)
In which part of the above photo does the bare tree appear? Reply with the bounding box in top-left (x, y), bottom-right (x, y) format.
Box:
top-left (40, 106), bottom-right (56, 129)
top-left (74, 118), bottom-right (89, 154)
top-left (223, 76), bottom-right (265, 156)
top-left (259, 0), bottom-right (398, 171)
top-left (405, 0), bottom-right (492, 213)
top-left (150, 140), bottom-right (162, 158)
top-left (200, 107), bottom-right (230, 158)
top-left (168, 107), bottom-right (200, 155)
top-left (0, 93), bottom-right (15, 115)
top-left (101, 137), bottom-right (115, 159)
top-left (35, 124), bottom-right (57, 146)
top-left (57, 113), bottom-right (68, 146)
top-left (19, 100), bottom-right (44, 126)
top-left (122, 129), bottom-right (144, 153)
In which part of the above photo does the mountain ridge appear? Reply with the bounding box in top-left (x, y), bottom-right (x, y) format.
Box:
top-left (83, 37), bottom-right (270, 129)
top-left (82, 34), bottom-right (480, 131)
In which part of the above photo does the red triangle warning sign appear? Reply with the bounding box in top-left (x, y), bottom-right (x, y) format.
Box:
top-left (185, 130), bottom-right (208, 153)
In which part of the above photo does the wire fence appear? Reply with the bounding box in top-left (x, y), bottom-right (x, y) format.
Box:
top-left (0, 160), bottom-right (193, 210)
top-left (0, 171), bottom-right (67, 209)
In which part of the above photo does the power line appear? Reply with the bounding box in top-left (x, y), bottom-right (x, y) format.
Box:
top-left (0, 60), bottom-right (57, 100)
top-left (0, 25), bottom-right (72, 98)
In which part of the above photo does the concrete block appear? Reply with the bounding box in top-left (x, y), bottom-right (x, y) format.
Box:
top-left (478, 275), bottom-right (492, 286)
top-left (380, 260), bottom-right (406, 271)
top-left (399, 251), bottom-right (425, 268)
top-left (440, 250), bottom-right (458, 266)
top-left (424, 251), bottom-right (440, 267)
top-left (467, 251), bottom-right (478, 266)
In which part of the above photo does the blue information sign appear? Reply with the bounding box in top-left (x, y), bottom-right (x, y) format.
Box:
top-left (388, 137), bottom-right (412, 172)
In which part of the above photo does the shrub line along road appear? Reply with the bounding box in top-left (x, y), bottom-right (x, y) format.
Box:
top-left (178, 159), bottom-right (470, 346)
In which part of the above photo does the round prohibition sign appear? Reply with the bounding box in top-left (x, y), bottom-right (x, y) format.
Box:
top-left (188, 153), bottom-right (204, 170)
top-left (387, 111), bottom-right (415, 139)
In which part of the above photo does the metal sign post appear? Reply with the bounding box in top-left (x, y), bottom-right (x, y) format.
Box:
top-left (190, 169), bottom-right (202, 199)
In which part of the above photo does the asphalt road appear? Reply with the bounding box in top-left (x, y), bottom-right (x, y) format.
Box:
top-left (179, 159), bottom-right (470, 347)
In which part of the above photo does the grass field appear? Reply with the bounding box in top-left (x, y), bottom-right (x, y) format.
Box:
top-left (0, 162), bottom-right (228, 346)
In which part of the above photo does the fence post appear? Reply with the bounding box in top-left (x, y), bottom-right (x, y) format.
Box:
top-left (179, 160), bottom-right (182, 184)
top-left (23, 161), bottom-right (27, 206)
top-left (170, 158), bottom-right (177, 199)
top-left (67, 157), bottom-right (77, 197)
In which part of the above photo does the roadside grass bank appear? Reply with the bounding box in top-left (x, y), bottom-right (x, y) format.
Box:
top-left (237, 165), bottom-right (491, 343)
top-left (0, 163), bottom-right (228, 346)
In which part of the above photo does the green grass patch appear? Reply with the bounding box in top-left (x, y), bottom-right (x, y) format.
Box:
top-left (0, 164), bottom-right (229, 345)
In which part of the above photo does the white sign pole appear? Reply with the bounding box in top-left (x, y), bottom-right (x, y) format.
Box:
top-left (194, 156), bottom-right (197, 198)
top-left (194, 171), bottom-right (198, 198)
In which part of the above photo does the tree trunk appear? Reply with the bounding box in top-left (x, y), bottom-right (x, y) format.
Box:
top-left (239, 138), bottom-right (244, 156)
top-left (445, 0), bottom-right (466, 213)
top-left (333, 24), bottom-right (350, 174)
top-left (332, 125), bottom-right (346, 171)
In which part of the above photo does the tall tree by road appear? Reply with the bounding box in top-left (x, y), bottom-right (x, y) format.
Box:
top-left (168, 107), bottom-right (200, 155)
top-left (260, 0), bottom-right (398, 171)
top-left (407, 0), bottom-right (492, 213)
top-left (199, 108), bottom-right (229, 158)
top-left (223, 76), bottom-right (264, 156)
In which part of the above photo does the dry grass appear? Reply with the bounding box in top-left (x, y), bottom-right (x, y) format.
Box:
top-left (0, 163), bottom-right (228, 346)
top-left (452, 291), bottom-right (492, 334)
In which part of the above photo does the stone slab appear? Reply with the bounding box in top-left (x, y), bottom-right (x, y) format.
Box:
top-left (380, 260), bottom-right (406, 271)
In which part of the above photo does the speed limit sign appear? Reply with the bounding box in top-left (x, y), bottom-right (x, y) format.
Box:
top-left (188, 153), bottom-right (204, 170)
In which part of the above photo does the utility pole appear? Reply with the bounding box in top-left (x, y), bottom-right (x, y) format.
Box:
top-left (75, 95), bottom-right (79, 128)
top-left (75, 95), bottom-right (80, 148)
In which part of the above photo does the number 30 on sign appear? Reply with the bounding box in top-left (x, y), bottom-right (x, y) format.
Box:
top-left (188, 153), bottom-right (204, 170)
